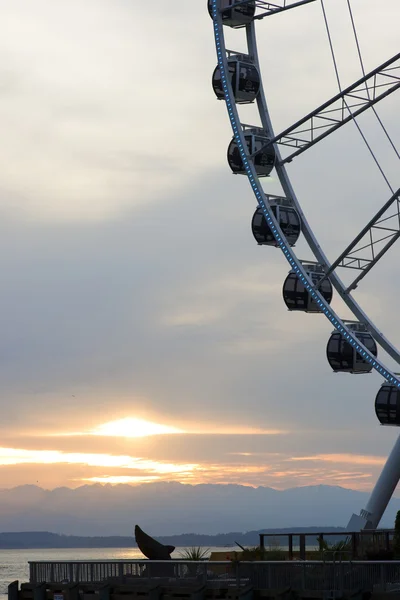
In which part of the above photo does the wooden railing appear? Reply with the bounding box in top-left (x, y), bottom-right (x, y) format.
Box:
top-left (27, 559), bottom-right (400, 593)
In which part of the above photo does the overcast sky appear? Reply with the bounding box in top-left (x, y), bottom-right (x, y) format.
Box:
top-left (0, 0), bottom-right (399, 498)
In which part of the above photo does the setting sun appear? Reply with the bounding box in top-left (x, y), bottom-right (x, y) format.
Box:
top-left (90, 418), bottom-right (183, 438)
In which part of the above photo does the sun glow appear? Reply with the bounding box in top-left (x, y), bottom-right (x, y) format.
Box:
top-left (50, 417), bottom-right (288, 439)
top-left (90, 418), bottom-right (183, 438)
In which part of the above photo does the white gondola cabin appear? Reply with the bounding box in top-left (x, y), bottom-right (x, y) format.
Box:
top-left (251, 200), bottom-right (301, 247)
top-left (227, 128), bottom-right (275, 177)
top-left (375, 383), bottom-right (400, 426)
top-left (326, 322), bottom-right (377, 374)
top-left (212, 55), bottom-right (260, 104)
top-left (282, 263), bottom-right (333, 312)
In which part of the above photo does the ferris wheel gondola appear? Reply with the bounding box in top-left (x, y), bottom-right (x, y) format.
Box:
top-left (227, 128), bottom-right (275, 177)
top-left (212, 56), bottom-right (260, 104)
top-left (282, 264), bottom-right (333, 313)
top-left (375, 383), bottom-right (400, 426)
top-left (326, 324), bottom-right (378, 374)
top-left (251, 202), bottom-right (301, 247)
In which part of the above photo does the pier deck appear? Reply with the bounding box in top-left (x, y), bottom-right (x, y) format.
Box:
top-left (16, 559), bottom-right (400, 596)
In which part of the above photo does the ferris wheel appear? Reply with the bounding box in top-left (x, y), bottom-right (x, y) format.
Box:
top-left (208, 0), bottom-right (400, 530)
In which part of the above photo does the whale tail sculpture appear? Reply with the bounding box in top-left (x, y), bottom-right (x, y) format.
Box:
top-left (135, 524), bottom-right (175, 560)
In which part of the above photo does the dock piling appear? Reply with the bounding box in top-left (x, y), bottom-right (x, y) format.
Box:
top-left (8, 581), bottom-right (19, 600)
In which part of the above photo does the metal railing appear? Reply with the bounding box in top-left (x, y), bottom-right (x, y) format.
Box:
top-left (28, 560), bottom-right (400, 593)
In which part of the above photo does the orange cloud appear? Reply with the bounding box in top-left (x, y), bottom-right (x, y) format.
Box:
top-left (0, 447), bottom-right (199, 475)
top-left (0, 445), bottom-right (384, 492)
top-left (289, 453), bottom-right (386, 466)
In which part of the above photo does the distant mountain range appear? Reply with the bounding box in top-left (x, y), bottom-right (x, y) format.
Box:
top-left (0, 482), bottom-right (398, 537)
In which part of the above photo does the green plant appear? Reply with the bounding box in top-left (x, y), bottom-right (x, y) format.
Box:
top-left (178, 546), bottom-right (210, 560)
top-left (240, 546), bottom-right (265, 560)
top-left (317, 536), bottom-right (329, 552)
top-left (317, 537), bottom-right (351, 559)
top-left (330, 539), bottom-right (351, 551)
top-left (232, 546), bottom-right (285, 562)
top-left (365, 547), bottom-right (394, 561)
top-left (263, 548), bottom-right (286, 561)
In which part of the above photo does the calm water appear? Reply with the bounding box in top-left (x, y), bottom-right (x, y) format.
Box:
top-left (0, 547), bottom-right (238, 595)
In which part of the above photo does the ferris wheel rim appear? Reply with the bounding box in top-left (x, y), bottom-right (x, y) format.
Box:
top-left (210, 0), bottom-right (400, 387)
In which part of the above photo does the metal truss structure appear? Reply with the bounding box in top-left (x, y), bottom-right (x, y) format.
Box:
top-left (210, 0), bottom-right (400, 531)
top-left (256, 53), bottom-right (400, 165)
top-left (318, 188), bottom-right (400, 292)
top-left (228, 0), bottom-right (317, 19)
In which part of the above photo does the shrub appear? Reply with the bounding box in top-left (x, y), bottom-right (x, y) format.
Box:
top-left (365, 548), bottom-right (394, 561)
top-left (233, 546), bottom-right (286, 562)
top-left (317, 537), bottom-right (352, 560)
top-left (178, 546), bottom-right (210, 560)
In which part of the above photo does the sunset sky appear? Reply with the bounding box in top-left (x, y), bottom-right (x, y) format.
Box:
top-left (0, 0), bottom-right (399, 494)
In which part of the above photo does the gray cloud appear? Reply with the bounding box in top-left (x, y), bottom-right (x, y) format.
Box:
top-left (0, 0), bottom-right (397, 492)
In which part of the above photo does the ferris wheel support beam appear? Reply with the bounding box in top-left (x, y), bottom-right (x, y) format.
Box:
top-left (315, 188), bottom-right (400, 291)
top-left (347, 435), bottom-right (400, 530)
top-left (254, 53), bottom-right (400, 165)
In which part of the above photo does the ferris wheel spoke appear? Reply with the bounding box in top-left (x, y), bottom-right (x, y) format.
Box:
top-left (315, 188), bottom-right (400, 291)
top-left (253, 0), bottom-right (317, 19)
top-left (255, 54), bottom-right (400, 164)
top-left (225, 0), bottom-right (316, 19)
top-left (345, 0), bottom-right (400, 160)
top-left (208, 0), bottom-right (316, 28)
